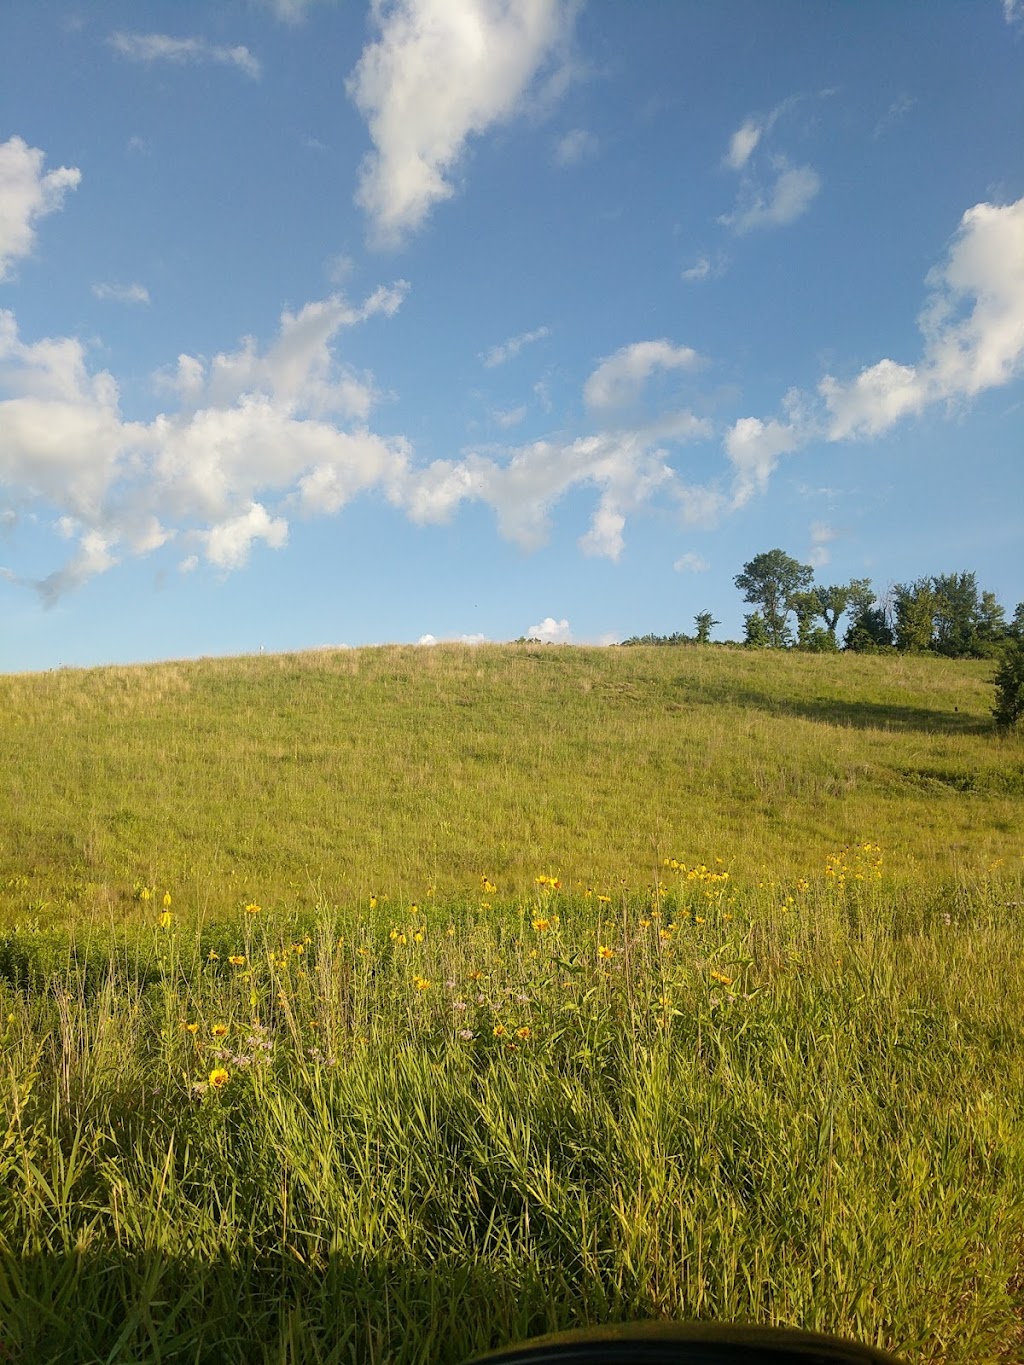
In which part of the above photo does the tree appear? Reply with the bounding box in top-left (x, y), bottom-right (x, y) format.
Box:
top-left (1010, 603), bottom-right (1024, 642)
top-left (931, 572), bottom-right (981, 657)
top-left (976, 591), bottom-right (1008, 647)
top-left (693, 611), bottom-right (719, 645)
top-left (815, 577), bottom-right (874, 644)
top-left (734, 550), bottom-right (814, 649)
top-left (742, 611), bottom-right (771, 648)
top-left (892, 579), bottom-right (937, 652)
top-left (843, 606), bottom-right (894, 652)
top-left (788, 591), bottom-right (821, 649)
top-left (992, 639), bottom-right (1024, 730)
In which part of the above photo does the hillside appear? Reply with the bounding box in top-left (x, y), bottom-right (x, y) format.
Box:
top-left (1, 643), bottom-right (1019, 924)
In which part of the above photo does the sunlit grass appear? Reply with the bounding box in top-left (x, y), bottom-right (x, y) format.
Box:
top-left (0, 644), bottom-right (1020, 928)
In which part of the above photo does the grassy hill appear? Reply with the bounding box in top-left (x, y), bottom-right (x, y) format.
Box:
top-left (0, 643), bottom-right (1020, 925)
top-left (1, 644), bottom-right (1023, 1363)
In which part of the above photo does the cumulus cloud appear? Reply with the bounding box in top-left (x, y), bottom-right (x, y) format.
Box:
top-left (723, 194), bottom-right (1024, 497)
top-left (0, 136), bottom-right (80, 281)
top-left (553, 127), bottom-right (597, 166)
top-left (527, 615), bottom-right (569, 642)
top-left (417, 631), bottom-right (487, 644)
top-left (109, 32), bottom-right (261, 79)
top-left (719, 161), bottom-right (820, 234)
top-left (820, 196), bottom-right (1024, 438)
top-left (584, 340), bottom-right (701, 411)
top-left (673, 551), bottom-right (709, 573)
top-left (481, 324), bottom-right (550, 368)
top-left (203, 502), bottom-right (288, 569)
top-left (92, 282), bottom-right (150, 305)
top-left (348, 0), bottom-right (578, 245)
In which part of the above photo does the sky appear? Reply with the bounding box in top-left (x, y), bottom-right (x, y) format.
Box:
top-left (1, 0), bottom-right (1022, 671)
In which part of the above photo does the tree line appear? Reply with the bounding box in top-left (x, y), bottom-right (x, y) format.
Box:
top-left (621, 549), bottom-right (1022, 659)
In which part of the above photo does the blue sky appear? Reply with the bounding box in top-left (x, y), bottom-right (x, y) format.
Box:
top-left (1, 0), bottom-right (1022, 670)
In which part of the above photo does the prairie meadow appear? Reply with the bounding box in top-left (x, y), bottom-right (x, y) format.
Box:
top-left (0, 644), bottom-right (1022, 1363)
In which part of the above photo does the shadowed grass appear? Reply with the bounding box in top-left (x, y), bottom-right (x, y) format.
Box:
top-left (0, 863), bottom-right (1023, 1363)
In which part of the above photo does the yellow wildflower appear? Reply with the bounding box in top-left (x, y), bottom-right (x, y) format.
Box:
top-left (211, 1023), bottom-right (228, 1038)
top-left (245, 902), bottom-right (261, 914)
top-left (532, 917), bottom-right (551, 932)
top-left (516, 1026), bottom-right (532, 1040)
top-left (184, 1022), bottom-right (199, 1034)
top-left (208, 1068), bottom-right (229, 1089)
top-left (163, 891), bottom-right (172, 907)
top-left (597, 945), bottom-right (614, 960)
top-left (709, 971), bottom-right (733, 987)
top-left (158, 911), bottom-right (172, 928)
top-left (228, 955), bottom-right (246, 966)
top-left (492, 1024), bottom-right (507, 1037)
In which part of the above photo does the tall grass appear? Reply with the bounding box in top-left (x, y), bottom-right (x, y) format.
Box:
top-left (1, 857), bottom-right (1023, 1363)
top-left (1, 645), bottom-right (1022, 1361)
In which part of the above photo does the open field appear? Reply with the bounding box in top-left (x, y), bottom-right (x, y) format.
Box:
top-left (0, 643), bottom-right (1021, 922)
top-left (1, 645), bottom-right (1023, 1363)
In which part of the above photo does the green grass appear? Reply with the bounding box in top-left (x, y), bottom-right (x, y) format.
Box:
top-left (0, 644), bottom-right (1020, 924)
top-left (0, 644), bottom-right (1022, 1362)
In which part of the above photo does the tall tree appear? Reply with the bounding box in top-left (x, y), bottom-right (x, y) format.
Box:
top-left (931, 571), bottom-right (981, 657)
top-left (892, 579), bottom-right (937, 652)
top-left (693, 610), bottom-right (719, 645)
top-left (734, 550), bottom-right (814, 649)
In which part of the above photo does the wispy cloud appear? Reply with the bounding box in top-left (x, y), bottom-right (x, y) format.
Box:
top-left (808, 520), bottom-right (837, 567)
top-left (673, 551), bottom-right (709, 573)
top-left (719, 160), bottom-right (820, 234)
top-left (584, 340), bottom-right (701, 411)
top-left (553, 127), bottom-right (598, 166)
top-left (481, 325), bottom-right (550, 368)
top-left (92, 282), bottom-right (150, 305)
top-left (109, 32), bottom-right (261, 80)
top-left (681, 251), bottom-right (727, 283)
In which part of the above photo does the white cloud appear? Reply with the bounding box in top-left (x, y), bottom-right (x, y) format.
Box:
top-left (553, 127), bottom-right (597, 166)
top-left (203, 502), bottom-right (288, 569)
top-left (723, 412), bottom-right (805, 508)
top-left (808, 520), bottom-right (837, 568)
top-left (682, 251), bottom-right (727, 283)
top-left (263, 0), bottom-right (329, 21)
top-left (821, 196), bottom-right (1024, 438)
top-left (109, 32), bottom-right (261, 79)
top-left (417, 631), bottom-right (487, 644)
top-left (492, 404), bottom-right (527, 428)
top-left (584, 339), bottom-right (701, 411)
top-left (347, 0), bottom-right (578, 245)
top-left (0, 137), bottom-right (81, 281)
top-left (160, 283), bottom-right (408, 419)
top-left (722, 194), bottom-right (1024, 499)
top-left (481, 324), bottom-right (550, 368)
top-left (673, 551), bottom-right (709, 573)
top-left (527, 615), bottom-right (570, 642)
top-left (724, 117), bottom-right (761, 170)
top-left (720, 161), bottom-right (820, 234)
top-left (92, 282), bottom-right (150, 305)
top-left (1005, 0), bottom-right (1024, 27)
